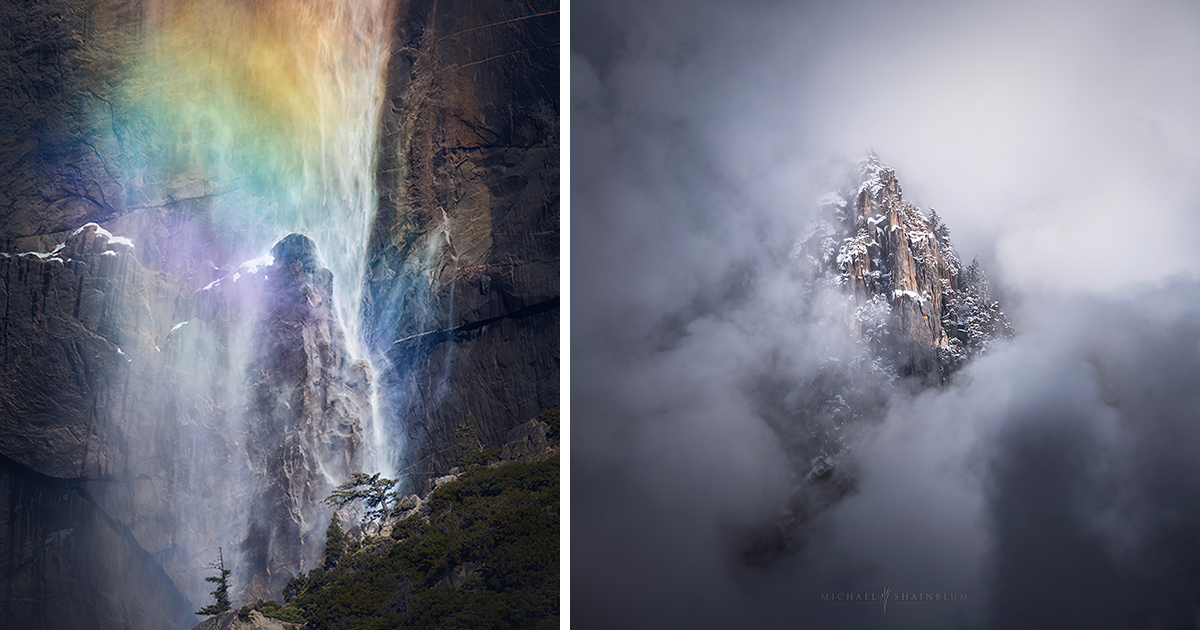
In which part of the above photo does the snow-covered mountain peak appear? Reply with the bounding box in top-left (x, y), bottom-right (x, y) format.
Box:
top-left (798, 155), bottom-right (1013, 381)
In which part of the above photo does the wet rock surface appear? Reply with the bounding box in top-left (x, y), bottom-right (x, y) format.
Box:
top-left (0, 229), bottom-right (368, 626)
top-left (234, 234), bottom-right (369, 600)
top-left (367, 0), bottom-right (560, 491)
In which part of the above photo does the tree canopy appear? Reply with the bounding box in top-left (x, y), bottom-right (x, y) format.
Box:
top-left (196, 548), bottom-right (232, 616)
top-left (324, 472), bottom-right (400, 525)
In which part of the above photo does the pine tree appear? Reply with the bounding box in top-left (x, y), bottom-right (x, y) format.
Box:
top-left (324, 514), bottom-right (347, 569)
top-left (929, 208), bottom-right (951, 241)
top-left (196, 548), bottom-right (232, 616)
top-left (962, 256), bottom-right (982, 290)
top-left (324, 472), bottom-right (399, 526)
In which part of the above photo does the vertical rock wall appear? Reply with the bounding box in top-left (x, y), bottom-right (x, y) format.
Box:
top-left (367, 0), bottom-right (559, 490)
top-left (828, 156), bottom-right (1010, 380)
top-left (0, 226), bottom-right (202, 629)
top-left (850, 169), bottom-right (955, 376)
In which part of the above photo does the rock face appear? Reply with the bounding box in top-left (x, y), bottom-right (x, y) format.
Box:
top-left (0, 228), bottom-right (368, 627)
top-left (197, 233), bottom-right (369, 600)
top-left (241, 235), bottom-right (369, 600)
top-left (499, 418), bottom-right (552, 462)
top-left (367, 0), bottom-right (559, 490)
top-left (737, 156), bottom-right (1015, 567)
top-left (0, 224), bottom-right (201, 630)
top-left (798, 154), bottom-right (1012, 380)
top-left (0, 224), bottom-right (179, 479)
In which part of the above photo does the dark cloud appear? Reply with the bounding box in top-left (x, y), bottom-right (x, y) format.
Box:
top-left (572, 0), bottom-right (1200, 628)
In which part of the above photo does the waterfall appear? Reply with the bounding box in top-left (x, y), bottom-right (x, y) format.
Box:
top-left (120, 0), bottom-right (394, 460)
top-left (128, 0), bottom-right (389, 346)
top-left (105, 0), bottom-right (400, 601)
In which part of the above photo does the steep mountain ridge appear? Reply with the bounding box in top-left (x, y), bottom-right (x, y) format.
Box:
top-left (0, 226), bottom-right (370, 627)
top-left (741, 156), bottom-right (1013, 565)
top-left (796, 154), bottom-right (1012, 381)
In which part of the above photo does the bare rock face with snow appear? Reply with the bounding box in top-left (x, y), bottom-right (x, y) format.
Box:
top-left (0, 224), bottom-right (203, 629)
top-left (797, 154), bottom-right (1013, 381)
top-left (740, 156), bottom-right (1015, 566)
top-left (0, 224), bottom-right (177, 478)
top-left (228, 234), bottom-right (369, 600)
top-left (0, 228), bottom-right (367, 627)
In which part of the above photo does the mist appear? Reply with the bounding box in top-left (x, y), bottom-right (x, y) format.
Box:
top-left (572, 0), bottom-right (1200, 627)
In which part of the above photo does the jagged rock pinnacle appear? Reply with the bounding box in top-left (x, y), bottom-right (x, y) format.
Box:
top-left (799, 155), bottom-right (1013, 380)
top-left (271, 233), bottom-right (321, 274)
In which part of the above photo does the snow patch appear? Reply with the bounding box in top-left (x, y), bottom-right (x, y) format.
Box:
top-left (818, 192), bottom-right (847, 209)
top-left (239, 254), bottom-right (275, 275)
top-left (17, 251), bottom-right (65, 264)
top-left (892, 289), bottom-right (925, 302)
top-left (71, 223), bottom-right (135, 250)
top-left (230, 254), bottom-right (275, 283)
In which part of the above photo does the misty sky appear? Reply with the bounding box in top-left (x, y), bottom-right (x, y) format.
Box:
top-left (572, 1), bottom-right (1200, 628)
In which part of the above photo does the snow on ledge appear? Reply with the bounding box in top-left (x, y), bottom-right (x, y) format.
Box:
top-left (892, 289), bottom-right (925, 302)
top-left (71, 222), bottom-right (136, 250)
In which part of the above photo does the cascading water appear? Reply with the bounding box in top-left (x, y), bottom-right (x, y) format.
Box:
top-left (125, 0), bottom-right (388, 350)
top-left (105, 0), bottom-right (402, 602)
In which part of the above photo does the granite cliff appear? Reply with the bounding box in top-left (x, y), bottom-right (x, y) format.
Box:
top-left (366, 0), bottom-right (559, 492)
top-left (740, 155), bottom-right (1013, 566)
top-left (0, 227), bottom-right (369, 627)
top-left (795, 154), bottom-right (1012, 381)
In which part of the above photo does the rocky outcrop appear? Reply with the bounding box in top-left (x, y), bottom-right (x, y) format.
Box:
top-left (738, 157), bottom-right (1015, 567)
top-left (222, 234), bottom-right (369, 600)
top-left (154, 232), bottom-right (370, 603)
top-left (0, 227), bottom-right (368, 626)
top-left (800, 154), bottom-right (1012, 380)
top-left (499, 418), bottom-right (551, 462)
top-left (366, 0), bottom-right (559, 490)
top-left (838, 157), bottom-right (957, 376)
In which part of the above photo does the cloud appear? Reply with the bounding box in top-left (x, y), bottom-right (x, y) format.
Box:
top-left (573, 0), bottom-right (1200, 628)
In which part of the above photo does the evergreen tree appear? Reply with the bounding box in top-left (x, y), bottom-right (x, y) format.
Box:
top-left (325, 472), bottom-right (399, 527)
top-left (962, 256), bottom-right (982, 290)
top-left (929, 208), bottom-right (951, 241)
top-left (196, 548), bottom-right (232, 616)
top-left (324, 514), bottom-right (347, 569)
top-left (452, 412), bottom-right (483, 466)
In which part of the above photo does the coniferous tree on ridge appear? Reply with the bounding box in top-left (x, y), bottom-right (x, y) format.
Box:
top-left (196, 547), bottom-right (232, 616)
